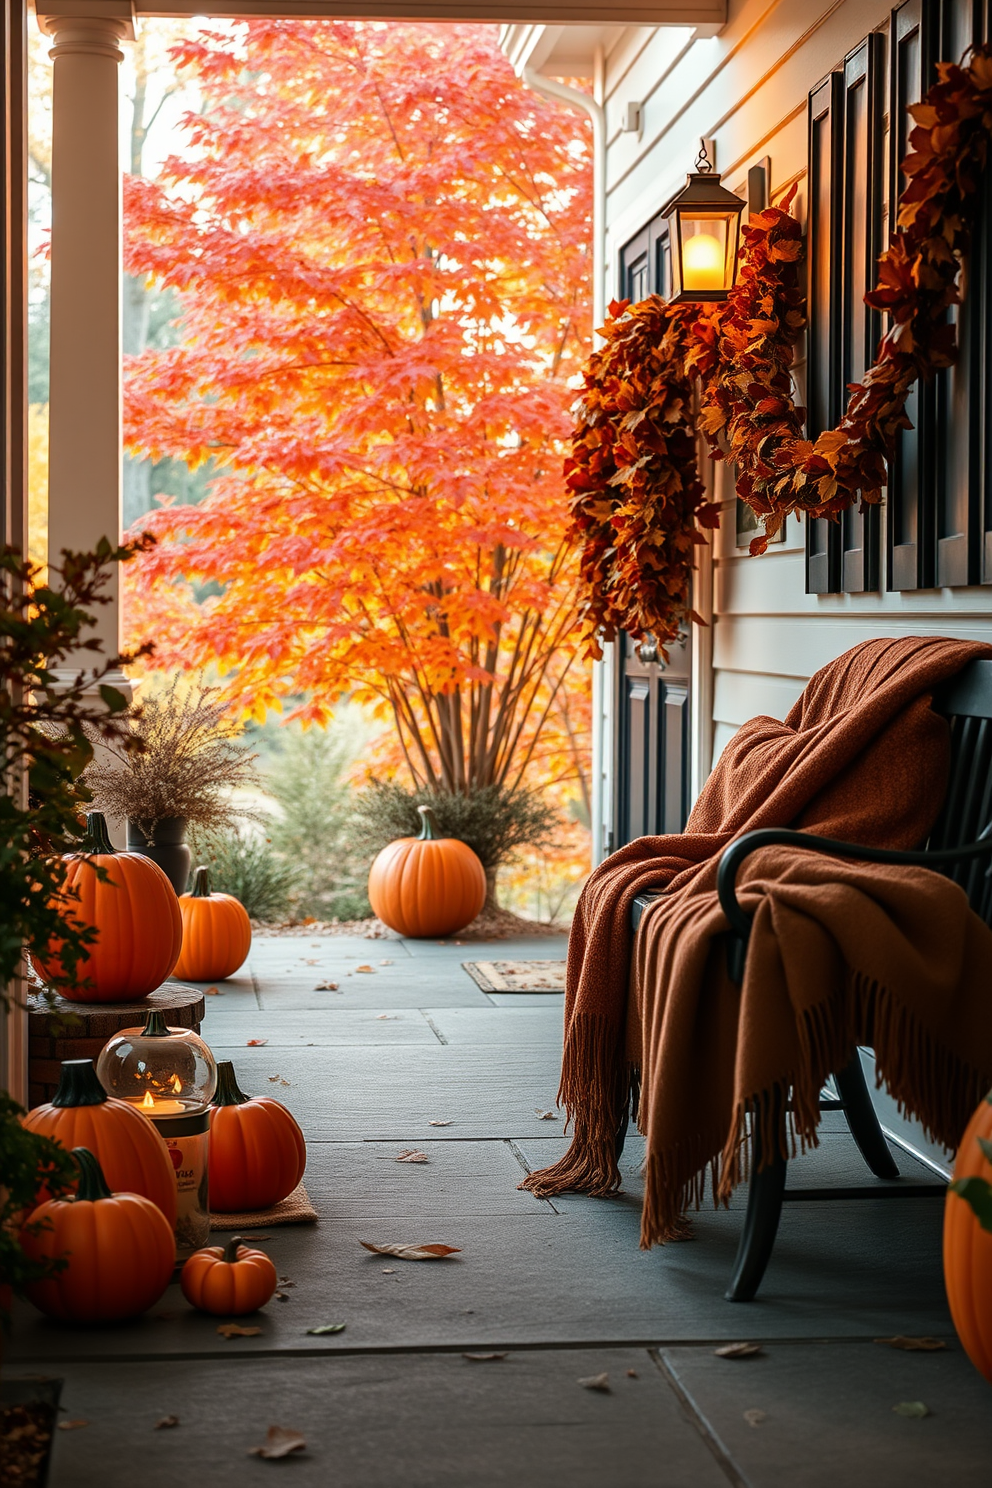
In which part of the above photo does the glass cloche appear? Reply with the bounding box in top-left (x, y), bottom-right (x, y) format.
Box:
top-left (97, 1009), bottom-right (218, 1116)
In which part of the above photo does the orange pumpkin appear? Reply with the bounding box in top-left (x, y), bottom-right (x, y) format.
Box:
top-left (209, 1060), bottom-right (306, 1212)
top-left (21, 1147), bottom-right (175, 1322)
top-left (367, 805), bottom-right (486, 938)
top-left (944, 1089), bottom-right (992, 1382)
top-left (21, 1058), bottom-right (177, 1227)
top-left (181, 1235), bottom-right (277, 1315)
top-left (173, 866), bottom-right (252, 982)
top-left (32, 812), bottom-right (183, 1002)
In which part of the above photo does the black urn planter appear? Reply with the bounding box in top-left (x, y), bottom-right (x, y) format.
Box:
top-left (126, 816), bottom-right (191, 895)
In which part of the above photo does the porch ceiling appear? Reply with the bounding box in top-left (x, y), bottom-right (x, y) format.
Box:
top-left (33, 0), bottom-right (728, 29)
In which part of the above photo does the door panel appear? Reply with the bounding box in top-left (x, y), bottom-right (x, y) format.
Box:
top-left (613, 633), bottom-right (691, 847)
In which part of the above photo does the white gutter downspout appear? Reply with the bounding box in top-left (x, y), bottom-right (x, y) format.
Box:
top-left (520, 62), bottom-right (610, 865)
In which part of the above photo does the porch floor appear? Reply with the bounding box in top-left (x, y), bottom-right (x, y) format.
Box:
top-left (8, 932), bottom-right (992, 1486)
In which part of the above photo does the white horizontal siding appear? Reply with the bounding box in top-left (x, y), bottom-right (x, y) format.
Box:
top-left (602, 0), bottom-right (992, 775)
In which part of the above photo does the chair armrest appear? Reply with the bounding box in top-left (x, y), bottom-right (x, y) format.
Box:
top-left (717, 825), bottom-right (992, 944)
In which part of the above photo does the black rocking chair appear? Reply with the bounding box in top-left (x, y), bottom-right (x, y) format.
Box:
top-left (629, 656), bottom-right (992, 1302)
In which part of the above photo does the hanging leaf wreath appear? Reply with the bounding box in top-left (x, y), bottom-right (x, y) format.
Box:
top-left (568, 43), bottom-right (992, 658)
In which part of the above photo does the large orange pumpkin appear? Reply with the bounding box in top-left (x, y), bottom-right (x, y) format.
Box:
top-left (22, 1147), bottom-right (175, 1322)
top-left (181, 1236), bottom-right (277, 1315)
top-left (32, 812), bottom-right (183, 1002)
top-left (367, 805), bottom-right (486, 938)
top-left (944, 1089), bottom-right (992, 1382)
top-left (22, 1058), bottom-right (177, 1226)
top-left (173, 866), bottom-right (252, 982)
top-left (209, 1060), bottom-right (306, 1212)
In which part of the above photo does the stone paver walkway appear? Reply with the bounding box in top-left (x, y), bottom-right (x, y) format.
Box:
top-left (8, 932), bottom-right (992, 1485)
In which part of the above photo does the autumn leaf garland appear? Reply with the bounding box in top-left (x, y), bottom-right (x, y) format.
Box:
top-left (570, 43), bottom-right (992, 656)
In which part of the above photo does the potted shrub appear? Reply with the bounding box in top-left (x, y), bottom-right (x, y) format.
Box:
top-left (0, 539), bottom-right (147, 1468)
top-left (84, 674), bottom-right (260, 893)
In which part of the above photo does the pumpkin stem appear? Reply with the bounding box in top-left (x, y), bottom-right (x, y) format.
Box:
top-left (51, 1059), bottom-right (108, 1108)
top-left (213, 1059), bottom-right (251, 1107)
top-left (192, 866), bottom-right (212, 899)
top-left (84, 811), bottom-right (115, 855)
top-left (71, 1146), bottom-right (113, 1202)
top-left (140, 1010), bottom-right (171, 1038)
top-left (222, 1236), bottom-right (247, 1264)
top-left (417, 804), bottom-right (440, 841)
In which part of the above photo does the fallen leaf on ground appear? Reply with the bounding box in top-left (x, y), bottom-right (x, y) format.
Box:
top-left (429, 1119), bottom-right (453, 1126)
top-left (306, 1323), bottom-right (346, 1335)
top-left (379, 959), bottom-right (394, 965)
top-left (356, 965), bottom-right (375, 973)
top-left (893, 1401), bottom-right (931, 1419)
top-left (381, 1268), bottom-right (395, 1274)
top-left (875, 1336), bottom-right (946, 1352)
top-left (275, 1291), bottom-right (290, 1301)
top-left (375, 1013), bottom-right (398, 1020)
top-left (626, 1369), bottom-right (639, 1378)
top-left (58, 1420), bottom-right (89, 1431)
top-left (715, 1342), bottom-right (765, 1359)
top-left (278, 1277), bottom-right (295, 1287)
top-left (396, 1149), bottom-right (429, 1163)
top-left (578, 1373), bottom-right (611, 1393)
top-left (217, 1323), bottom-right (262, 1339)
top-left (743, 1409), bottom-right (767, 1427)
top-left (314, 981), bottom-right (339, 991)
top-left (360, 1241), bottom-right (461, 1261)
top-left (267, 1075), bottom-right (291, 1087)
top-left (154, 1416), bottom-right (180, 1430)
top-left (303, 959), bottom-right (318, 965)
top-left (246, 1039), bottom-right (268, 1047)
top-left (203, 986), bottom-right (224, 996)
top-left (249, 1426), bottom-right (307, 1459)
top-left (535, 1109), bottom-right (557, 1120)
top-left (463, 1352), bottom-right (508, 1362)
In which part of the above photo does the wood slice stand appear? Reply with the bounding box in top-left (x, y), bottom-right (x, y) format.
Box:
top-left (27, 982), bottom-right (206, 1108)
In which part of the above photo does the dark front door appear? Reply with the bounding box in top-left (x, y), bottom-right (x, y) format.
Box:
top-left (612, 632), bottom-right (691, 849)
top-left (612, 220), bottom-right (692, 851)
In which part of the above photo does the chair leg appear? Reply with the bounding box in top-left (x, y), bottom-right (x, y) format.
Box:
top-left (835, 1052), bottom-right (899, 1180)
top-left (615, 1098), bottom-right (630, 1161)
top-left (725, 1108), bottom-right (788, 1303)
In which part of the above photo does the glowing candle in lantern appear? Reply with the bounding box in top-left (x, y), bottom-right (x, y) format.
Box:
top-left (138, 1088), bottom-right (187, 1117)
top-left (682, 231), bottom-right (725, 291)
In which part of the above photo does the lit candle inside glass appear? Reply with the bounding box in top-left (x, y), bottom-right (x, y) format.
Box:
top-left (682, 231), bottom-right (725, 291)
top-left (135, 1088), bottom-right (187, 1117)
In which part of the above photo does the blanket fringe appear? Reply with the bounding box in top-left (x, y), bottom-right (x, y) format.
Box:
top-left (519, 1013), bottom-right (629, 1200)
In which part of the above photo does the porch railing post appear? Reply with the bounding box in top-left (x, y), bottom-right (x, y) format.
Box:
top-left (37, 3), bottom-right (134, 676)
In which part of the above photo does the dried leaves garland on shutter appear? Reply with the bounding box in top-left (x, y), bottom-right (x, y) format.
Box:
top-left (569, 45), bottom-right (992, 659)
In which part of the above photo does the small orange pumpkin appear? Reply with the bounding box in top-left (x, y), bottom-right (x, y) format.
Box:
top-left (173, 866), bottom-right (252, 982)
top-left (21, 1058), bottom-right (177, 1226)
top-left (209, 1060), bottom-right (307, 1212)
top-left (367, 805), bottom-right (486, 938)
top-left (944, 1088), bottom-right (992, 1382)
top-left (32, 812), bottom-right (183, 1002)
top-left (181, 1235), bottom-right (277, 1315)
top-left (21, 1147), bottom-right (175, 1322)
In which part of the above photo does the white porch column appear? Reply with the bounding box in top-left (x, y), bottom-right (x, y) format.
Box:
top-left (37, 2), bottom-right (133, 665)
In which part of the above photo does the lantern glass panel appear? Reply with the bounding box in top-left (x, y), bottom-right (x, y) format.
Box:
top-left (97, 1012), bottom-right (217, 1115)
top-left (677, 213), bottom-right (734, 293)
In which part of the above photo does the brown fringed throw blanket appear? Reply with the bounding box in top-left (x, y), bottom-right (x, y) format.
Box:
top-left (522, 636), bottom-right (992, 1246)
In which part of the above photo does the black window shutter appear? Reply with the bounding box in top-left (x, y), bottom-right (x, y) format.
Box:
top-left (806, 72), bottom-right (844, 594)
top-left (839, 35), bottom-right (884, 592)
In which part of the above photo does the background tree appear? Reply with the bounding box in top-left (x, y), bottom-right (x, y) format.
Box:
top-left (122, 20), bottom-right (592, 848)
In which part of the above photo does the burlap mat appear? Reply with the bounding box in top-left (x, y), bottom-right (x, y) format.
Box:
top-left (210, 1181), bottom-right (318, 1229)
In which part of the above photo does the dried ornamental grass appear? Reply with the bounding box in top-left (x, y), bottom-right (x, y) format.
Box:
top-left (85, 675), bottom-right (260, 841)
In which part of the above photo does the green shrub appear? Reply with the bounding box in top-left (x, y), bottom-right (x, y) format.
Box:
top-left (264, 717), bottom-right (372, 921)
top-left (191, 826), bottom-right (298, 922)
top-left (352, 782), bottom-right (559, 881)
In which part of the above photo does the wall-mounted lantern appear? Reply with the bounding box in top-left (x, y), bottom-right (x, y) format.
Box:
top-left (662, 142), bottom-right (747, 303)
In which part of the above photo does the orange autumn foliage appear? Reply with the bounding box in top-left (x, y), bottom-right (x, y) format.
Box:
top-left (122, 20), bottom-right (592, 811)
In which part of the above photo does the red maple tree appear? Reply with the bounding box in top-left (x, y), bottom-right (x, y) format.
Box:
top-left (123, 19), bottom-right (592, 809)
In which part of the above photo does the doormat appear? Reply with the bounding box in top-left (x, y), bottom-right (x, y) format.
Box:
top-left (462, 960), bottom-right (566, 994)
top-left (210, 1181), bottom-right (318, 1229)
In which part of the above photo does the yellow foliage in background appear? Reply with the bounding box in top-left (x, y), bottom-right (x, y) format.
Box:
top-left (28, 403), bottom-right (48, 570)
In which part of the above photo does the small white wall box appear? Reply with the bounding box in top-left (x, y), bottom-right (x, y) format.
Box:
top-left (622, 102), bottom-right (642, 134)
